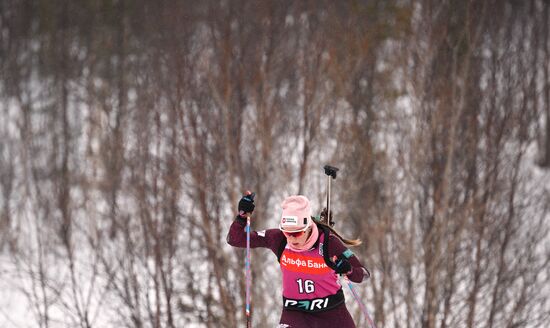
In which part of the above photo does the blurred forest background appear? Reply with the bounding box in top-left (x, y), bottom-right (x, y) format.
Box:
top-left (1, 0), bottom-right (549, 327)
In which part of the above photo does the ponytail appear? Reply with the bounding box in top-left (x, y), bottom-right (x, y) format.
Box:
top-left (315, 219), bottom-right (362, 247)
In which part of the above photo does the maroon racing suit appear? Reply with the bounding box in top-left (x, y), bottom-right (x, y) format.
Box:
top-left (227, 217), bottom-right (370, 328)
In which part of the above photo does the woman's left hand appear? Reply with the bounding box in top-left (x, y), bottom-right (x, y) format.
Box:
top-left (333, 255), bottom-right (352, 275)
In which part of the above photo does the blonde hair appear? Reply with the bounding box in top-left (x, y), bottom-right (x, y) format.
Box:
top-left (315, 219), bottom-right (362, 247)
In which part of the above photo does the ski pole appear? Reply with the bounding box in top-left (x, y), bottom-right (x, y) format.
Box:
top-left (344, 276), bottom-right (377, 328)
top-left (242, 191), bottom-right (255, 328)
top-left (246, 213), bottom-right (251, 328)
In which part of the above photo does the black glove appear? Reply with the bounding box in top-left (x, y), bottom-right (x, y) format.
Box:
top-left (334, 257), bottom-right (352, 275)
top-left (238, 192), bottom-right (255, 216)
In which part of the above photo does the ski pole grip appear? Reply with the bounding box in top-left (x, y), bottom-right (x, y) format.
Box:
top-left (245, 190), bottom-right (256, 201)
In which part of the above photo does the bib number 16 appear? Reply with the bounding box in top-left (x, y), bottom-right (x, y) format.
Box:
top-left (296, 279), bottom-right (315, 294)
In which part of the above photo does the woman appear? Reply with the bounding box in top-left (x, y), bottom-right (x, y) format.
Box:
top-left (227, 193), bottom-right (370, 328)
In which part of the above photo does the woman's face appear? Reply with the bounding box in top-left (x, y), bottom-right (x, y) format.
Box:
top-left (283, 228), bottom-right (312, 248)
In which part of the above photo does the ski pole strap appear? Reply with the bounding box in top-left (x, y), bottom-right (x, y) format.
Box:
top-left (245, 216), bottom-right (251, 326)
top-left (341, 249), bottom-right (354, 259)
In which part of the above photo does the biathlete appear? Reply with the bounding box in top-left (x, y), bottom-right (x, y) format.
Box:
top-left (227, 193), bottom-right (370, 328)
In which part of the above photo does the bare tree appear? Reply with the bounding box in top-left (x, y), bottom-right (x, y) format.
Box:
top-left (1, 1), bottom-right (548, 328)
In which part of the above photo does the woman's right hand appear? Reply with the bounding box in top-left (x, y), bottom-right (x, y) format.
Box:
top-left (238, 191), bottom-right (255, 217)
